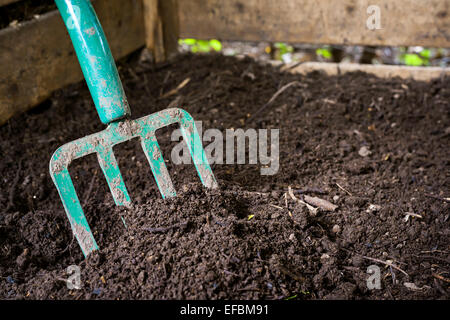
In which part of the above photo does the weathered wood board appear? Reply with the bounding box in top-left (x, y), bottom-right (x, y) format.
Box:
top-left (143, 0), bottom-right (179, 62)
top-left (178, 0), bottom-right (450, 47)
top-left (283, 62), bottom-right (450, 81)
top-left (0, 0), bottom-right (145, 125)
top-left (0, 0), bottom-right (21, 7)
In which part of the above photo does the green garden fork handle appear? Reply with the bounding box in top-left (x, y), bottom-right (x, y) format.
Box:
top-left (55, 0), bottom-right (130, 124)
top-left (52, 0), bottom-right (218, 257)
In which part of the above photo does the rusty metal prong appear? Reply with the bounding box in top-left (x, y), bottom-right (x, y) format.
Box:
top-left (97, 148), bottom-right (131, 207)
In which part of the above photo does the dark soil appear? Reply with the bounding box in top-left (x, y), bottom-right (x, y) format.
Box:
top-left (0, 53), bottom-right (449, 300)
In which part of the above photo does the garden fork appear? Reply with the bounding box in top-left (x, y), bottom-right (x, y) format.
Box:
top-left (50, 0), bottom-right (217, 257)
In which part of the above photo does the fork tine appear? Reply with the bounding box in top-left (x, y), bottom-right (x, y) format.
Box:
top-left (140, 135), bottom-right (176, 198)
top-left (50, 108), bottom-right (218, 257)
top-left (97, 148), bottom-right (131, 206)
top-left (51, 168), bottom-right (98, 256)
top-left (180, 115), bottom-right (218, 189)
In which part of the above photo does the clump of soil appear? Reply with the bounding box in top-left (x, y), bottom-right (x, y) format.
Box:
top-left (0, 53), bottom-right (449, 299)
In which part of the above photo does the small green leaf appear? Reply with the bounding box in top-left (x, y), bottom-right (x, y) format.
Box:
top-left (209, 39), bottom-right (222, 51)
top-left (274, 42), bottom-right (293, 57)
top-left (181, 38), bottom-right (197, 46)
top-left (248, 214), bottom-right (255, 221)
top-left (196, 40), bottom-right (211, 52)
top-left (316, 48), bottom-right (332, 59)
top-left (419, 49), bottom-right (431, 59)
top-left (285, 294), bottom-right (298, 300)
top-left (402, 53), bottom-right (424, 66)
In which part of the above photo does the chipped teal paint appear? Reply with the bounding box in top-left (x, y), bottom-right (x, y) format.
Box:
top-left (55, 0), bottom-right (130, 124)
top-left (50, 108), bottom-right (218, 256)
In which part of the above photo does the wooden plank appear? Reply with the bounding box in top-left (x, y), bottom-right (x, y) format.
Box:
top-left (0, 0), bottom-right (145, 125)
top-left (284, 62), bottom-right (450, 81)
top-left (143, 0), bottom-right (165, 62)
top-left (143, 0), bottom-right (179, 62)
top-left (179, 0), bottom-right (450, 48)
top-left (159, 0), bottom-right (179, 59)
top-left (0, 0), bottom-right (21, 7)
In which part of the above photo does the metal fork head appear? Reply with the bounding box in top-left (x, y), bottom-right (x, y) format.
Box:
top-left (49, 108), bottom-right (217, 257)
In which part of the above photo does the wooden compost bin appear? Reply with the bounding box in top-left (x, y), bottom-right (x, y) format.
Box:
top-left (1, 0), bottom-right (449, 125)
top-left (0, 0), bottom-right (146, 125)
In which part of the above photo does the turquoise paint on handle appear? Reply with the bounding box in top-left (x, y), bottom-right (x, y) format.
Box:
top-left (55, 0), bottom-right (130, 124)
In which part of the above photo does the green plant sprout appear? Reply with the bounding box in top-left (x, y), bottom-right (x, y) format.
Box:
top-left (316, 47), bottom-right (332, 59)
top-left (274, 42), bottom-right (293, 55)
top-left (400, 47), bottom-right (431, 66)
top-left (270, 42), bottom-right (293, 62)
top-left (179, 38), bottom-right (222, 53)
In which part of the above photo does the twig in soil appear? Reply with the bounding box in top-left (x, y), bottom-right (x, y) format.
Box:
top-left (143, 222), bottom-right (188, 233)
top-left (241, 190), bottom-right (270, 196)
top-left (341, 248), bottom-right (409, 276)
top-left (303, 195), bottom-right (338, 212)
top-left (389, 266), bottom-right (396, 284)
top-left (249, 81), bottom-right (301, 120)
top-left (433, 273), bottom-right (450, 283)
top-left (222, 189), bottom-right (270, 197)
top-left (59, 233), bottom-right (75, 254)
top-left (75, 293), bottom-right (84, 300)
top-left (403, 212), bottom-right (423, 222)
top-left (284, 193), bottom-right (288, 208)
top-left (425, 193), bottom-right (450, 203)
top-left (288, 186), bottom-right (318, 215)
top-left (336, 182), bottom-right (352, 196)
top-left (322, 98), bottom-right (337, 105)
top-left (161, 78), bottom-right (191, 98)
top-left (283, 193), bottom-right (289, 210)
top-left (420, 250), bottom-right (448, 254)
top-left (361, 256), bottom-right (409, 277)
top-left (269, 204), bottom-right (284, 210)
top-left (283, 193), bottom-right (294, 219)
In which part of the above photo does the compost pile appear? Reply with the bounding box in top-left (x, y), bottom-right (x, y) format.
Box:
top-left (0, 53), bottom-right (449, 299)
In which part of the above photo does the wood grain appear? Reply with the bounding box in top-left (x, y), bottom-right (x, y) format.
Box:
top-left (0, 0), bottom-right (21, 7)
top-left (284, 62), bottom-right (450, 81)
top-left (179, 0), bottom-right (450, 47)
top-left (0, 0), bottom-right (145, 125)
top-left (143, 0), bottom-right (179, 62)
